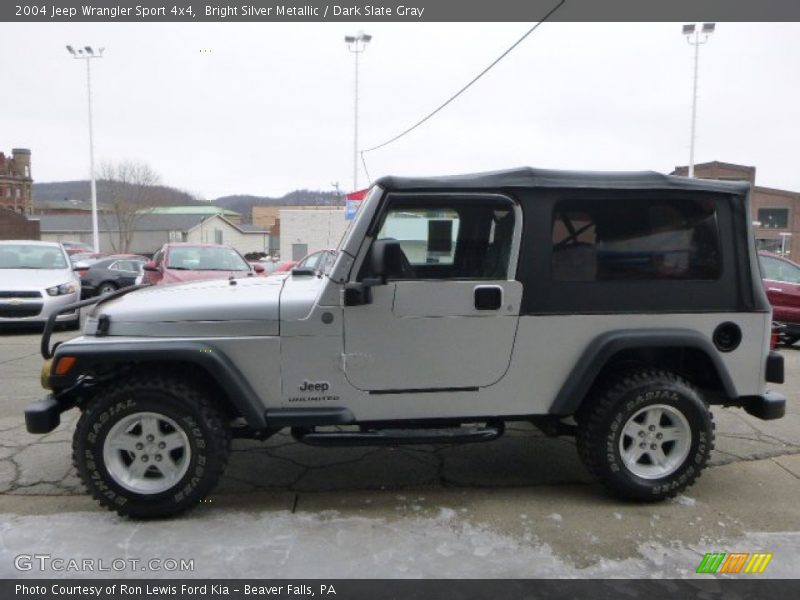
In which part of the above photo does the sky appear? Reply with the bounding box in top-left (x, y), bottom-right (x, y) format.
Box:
top-left (1, 22), bottom-right (798, 199)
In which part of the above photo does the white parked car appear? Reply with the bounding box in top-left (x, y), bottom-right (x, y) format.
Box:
top-left (0, 240), bottom-right (81, 329)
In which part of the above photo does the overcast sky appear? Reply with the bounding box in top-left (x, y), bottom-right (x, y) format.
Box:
top-left (1, 22), bottom-right (798, 199)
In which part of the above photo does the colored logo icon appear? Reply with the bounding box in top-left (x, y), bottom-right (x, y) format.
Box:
top-left (696, 552), bottom-right (773, 574)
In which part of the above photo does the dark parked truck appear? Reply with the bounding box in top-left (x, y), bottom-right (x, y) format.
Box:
top-left (26, 168), bottom-right (786, 517)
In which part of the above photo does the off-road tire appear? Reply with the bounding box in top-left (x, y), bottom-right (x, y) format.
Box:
top-left (73, 375), bottom-right (230, 518)
top-left (576, 369), bottom-right (714, 501)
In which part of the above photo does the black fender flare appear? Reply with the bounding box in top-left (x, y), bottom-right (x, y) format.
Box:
top-left (49, 340), bottom-right (268, 430)
top-left (548, 328), bottom-right (738, 416)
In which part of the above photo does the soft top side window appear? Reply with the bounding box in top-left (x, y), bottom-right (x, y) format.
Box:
top-left (551, 197), bottom-right (721, 282)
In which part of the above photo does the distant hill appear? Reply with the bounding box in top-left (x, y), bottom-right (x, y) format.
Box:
top-left (33, 181), bottom-right (201, 207)
top-left (213, 190), bottom-right (343, 222)
top-left (33, 181), bottom-right (343, 223)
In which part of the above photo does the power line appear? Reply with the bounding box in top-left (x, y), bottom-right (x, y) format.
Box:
top-left (361, 0), bottom-right (566, 157)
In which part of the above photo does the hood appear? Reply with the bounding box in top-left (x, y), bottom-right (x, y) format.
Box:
top-left (161, 269), bottom-right (252, 284)
top-left (0, 268), bottom-right (76, 291)
top-left (88, 276), bottom-right (284, 337)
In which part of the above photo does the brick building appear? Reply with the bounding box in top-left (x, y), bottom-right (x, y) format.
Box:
top-left (0, 148), bottom-right (33, 215)
top-left (0, 208), bottom-right (40, 240)
top-left (672, 161), bottom-right (800, 258)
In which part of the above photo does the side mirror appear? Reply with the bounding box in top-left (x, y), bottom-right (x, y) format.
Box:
top-left (370, 239), bottom-right (408, 282)
top-left (142, 261), bottom-right (158, 272)
top-left (252, 263), bottom-right (265, 274)
top-left (344, 240), bottom-right (409, 307)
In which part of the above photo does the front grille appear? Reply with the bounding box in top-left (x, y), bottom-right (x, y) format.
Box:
top-left (0, 304), bottom-right (43, 318)
top-left (0, 291), bottom-right (42, 298)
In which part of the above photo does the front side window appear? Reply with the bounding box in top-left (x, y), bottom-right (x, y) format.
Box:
top-left (378, 207), bottom-right (461, 267)
top-left (552, 198), bottom-right (721, 281)
top-left (367, 198), bottom-right (516, 280)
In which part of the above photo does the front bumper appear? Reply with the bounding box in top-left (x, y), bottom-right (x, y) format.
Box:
top-left (0, 291), bottom-right (80, 325)
top-left (25, 394), bottom-right (65, 434)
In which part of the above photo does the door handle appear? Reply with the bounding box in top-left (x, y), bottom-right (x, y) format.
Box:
top-left (768, 287), bottom-right (783, 292)
top-left (474, 285), bottom-right (503, 310)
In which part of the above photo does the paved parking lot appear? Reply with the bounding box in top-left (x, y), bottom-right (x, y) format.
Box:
top-left (1, 316), bottom-right (799, 577)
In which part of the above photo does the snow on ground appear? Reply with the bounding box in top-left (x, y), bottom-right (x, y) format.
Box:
top-left (1, 509), bottom-right (798, 579)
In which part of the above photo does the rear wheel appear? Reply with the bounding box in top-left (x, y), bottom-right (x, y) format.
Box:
top-left (73, 375), bottom-right (230, 518)
top-left (576, 369), bottom-right (714, 501)
top-left (782, 335), bottom-right (799, 346)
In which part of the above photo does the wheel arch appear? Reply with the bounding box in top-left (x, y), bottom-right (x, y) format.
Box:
top-left (549, 328), bottom-right (737, 416)
top-left (50, 341), bottom-right (268, 430)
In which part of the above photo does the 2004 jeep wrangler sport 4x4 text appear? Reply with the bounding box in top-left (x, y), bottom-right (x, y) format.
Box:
top-left (26, 168), bottom-right (786, 517)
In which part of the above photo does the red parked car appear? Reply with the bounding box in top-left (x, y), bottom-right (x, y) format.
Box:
top-left (267, 250), bottom-right (336, 279)
top-left (266, 260), bottom-right (298, 277)
top-left (61, 241), bottom-right (95, 255)
top-left (759, 251), bottom-right (800, 344)
top-left (142, 243), bottom-right (264, 285)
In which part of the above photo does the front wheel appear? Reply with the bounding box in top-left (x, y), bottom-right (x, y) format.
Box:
top-left (73, 376), bottom-right (230, 518)
top-left (576, 369), bottom-right (714, 501)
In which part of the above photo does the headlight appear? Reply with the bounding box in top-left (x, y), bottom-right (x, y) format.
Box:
top-left (46, 282), bottom-right (79, 296)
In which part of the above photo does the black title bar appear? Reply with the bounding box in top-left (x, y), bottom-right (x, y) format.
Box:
top-left (5, 579), bottom-right (800, 600)
top-left (4, 0), bottom-right (800, 23)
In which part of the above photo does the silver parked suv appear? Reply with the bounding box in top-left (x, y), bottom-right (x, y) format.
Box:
top-left (0, 240), bottom-right (80, 329)
top-left (26, 168), bottom-right (786, 517)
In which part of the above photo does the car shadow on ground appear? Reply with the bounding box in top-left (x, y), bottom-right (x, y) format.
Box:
top-left (219, 425), bottom-right (596, 496)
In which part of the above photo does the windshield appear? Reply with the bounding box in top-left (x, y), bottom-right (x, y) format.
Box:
top-left (0, 244), bottom-right (68, 269)
top-left (166, 246), bottom-right (250, 271)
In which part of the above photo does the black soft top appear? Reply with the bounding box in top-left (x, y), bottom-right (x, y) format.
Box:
top-left (375, 167), bottom-right (751, 195)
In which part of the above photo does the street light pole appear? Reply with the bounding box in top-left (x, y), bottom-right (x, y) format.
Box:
top-left (67, 45), bottom-right (104, 252)
top-left (682, 23), bottom-right (715, 178)
top-left (344, 32), bottom-right (371, 192)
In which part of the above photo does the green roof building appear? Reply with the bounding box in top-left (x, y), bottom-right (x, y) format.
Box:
top-left (142, 205), bottom-right (240, 223)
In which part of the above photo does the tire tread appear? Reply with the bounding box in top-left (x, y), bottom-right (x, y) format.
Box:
top-left (72, 374), bottom-right (230, 518)
top-left (576, 368), bottom-right (715, 501)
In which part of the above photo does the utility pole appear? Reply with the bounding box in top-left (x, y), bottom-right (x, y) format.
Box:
top-left (67, 45), bottom-right (105, 252)
top-left (682, 23), bottom-right (715, 178)
top-left (344, 32), bottom-right (371, 192)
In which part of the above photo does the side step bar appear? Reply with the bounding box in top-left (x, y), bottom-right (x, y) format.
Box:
top-left (292, 422), bottom-right (505, 447)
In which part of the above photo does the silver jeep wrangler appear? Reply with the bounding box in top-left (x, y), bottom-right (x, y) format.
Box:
top-left (26, 168), bottom-right (786, 518)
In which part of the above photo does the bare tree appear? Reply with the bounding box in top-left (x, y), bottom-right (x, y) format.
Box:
top-left (98, 160), bottom-right (161, 254)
